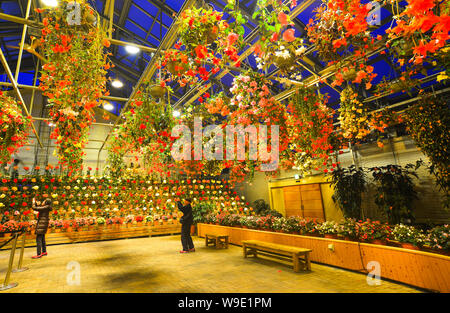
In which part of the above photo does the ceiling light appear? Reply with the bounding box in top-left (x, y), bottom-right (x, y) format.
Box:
top-left (125, 45), bottom-right (140, 54)
top-left (111, 80), bottom-right (123, 88)
top-left (41, 0), bottom-right (58, 7)
top-left (103, 102), bottom-right (114, 111)
top-left (173, 110), bottom-right (181, 118)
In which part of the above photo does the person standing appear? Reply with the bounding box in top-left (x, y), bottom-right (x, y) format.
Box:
top-left (177, 198), bottom-right (194, 253)
top-left (31, 195), bottom-right (52, 259)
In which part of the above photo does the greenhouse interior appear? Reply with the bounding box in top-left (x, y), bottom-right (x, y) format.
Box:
top-left (0, 0), bottom-right (449, 297)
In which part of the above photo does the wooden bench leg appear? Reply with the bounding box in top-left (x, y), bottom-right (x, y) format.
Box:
top-left (305, 253), bottom-right (311, 271)
top-left (293, 253), bottom-right (300, 273)
top-left (205, 236), bottom-right (209, 247)
top-left (243, 245), bottom-right (247, 258)
top-left (225, 237), bottom-right (229, 248)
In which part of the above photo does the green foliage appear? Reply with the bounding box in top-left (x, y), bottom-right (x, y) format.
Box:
top-left (404, 94), bottom-right (450, 208)
top-left (369, 163), bottom-right (419, 225)
top-left (330, 165), bottom-right (366, 219)
top-left (392, 224), bottom-right (426, 247)
top-left (192, 202), bottom-right (215, 225)
top-left (252, 199), bottom-right (282, 217)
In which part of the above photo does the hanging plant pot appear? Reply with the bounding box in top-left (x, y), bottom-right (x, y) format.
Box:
top-left (206, 29), bottom-right (218, 44)
top-left (167, 59), bottom-right (187, 76)
top-left (149, 85), bottom-right (167, 98)
top-left (342, 68), bottom-right (357, 81)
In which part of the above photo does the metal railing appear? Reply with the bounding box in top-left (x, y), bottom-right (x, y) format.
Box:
top-left (0, 229), bottom-right (28, 291)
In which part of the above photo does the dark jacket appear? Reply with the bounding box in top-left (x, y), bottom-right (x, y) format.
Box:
top-left (33, 199), bottom-right (51, 235)
top-left (177, 202), bottom-right (193, 225)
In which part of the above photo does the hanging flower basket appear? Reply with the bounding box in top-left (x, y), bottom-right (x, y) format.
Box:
top-left (342, 68), bottom-right (357, 81)
top-left (149, 85), bottom-right (167, 98)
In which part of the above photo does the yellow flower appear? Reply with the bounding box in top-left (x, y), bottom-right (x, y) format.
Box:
top-left (437, 72), bottom-right (448, 82)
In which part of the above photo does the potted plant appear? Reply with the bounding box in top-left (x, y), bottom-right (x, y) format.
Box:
top-left (135, 215), bottom-right (144, 227)
top-left (330, 165), bottom-right (366, 220)
top-left (318, 221), bottom-right (338, 239)
top-left (357, 219), bottom-right (391, 245)
top-left (392, 224), bottom-right (426, 250)
top-left (426, 225), bottom-right (449, 255)
top-left (144, 215), bottom-right (153, 226)
top-left (369, 163), bottom-right (419, 225)
top-left (336, 218), bottom-right (358, 241)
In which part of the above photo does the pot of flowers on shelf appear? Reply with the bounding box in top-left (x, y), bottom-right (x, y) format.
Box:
top-left (135, 215), bottom-right (144, 227)
top-left (96, 217), bottom-right (106, 231)
top-left (424, 225), bottom-right (449, 256)
top-left (113, 217), bottom-right (123, 230)
top-left (48, 220), bottom-right (55, 234)
top-left (392, 224), bottom-right (426, 250)
top-left (144, 215), bottom-right (153, 226)
top-left (105, 218), bottom-right (114, 230)
top-left (54, 220), bottom-right (63, 233)
top-left (318, 221), bottom-right (338, 239)
top-left (124, 215), bottom-right (134, 228)
top-left (87, 217), bottom-right (96, 231)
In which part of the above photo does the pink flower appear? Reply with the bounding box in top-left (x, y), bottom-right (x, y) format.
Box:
top-left (278, 12), bottom-right (288, 26)
top-left (283, 28), bottom-right (296, 42)
top-left (227, 33), bottom-right (239, 46)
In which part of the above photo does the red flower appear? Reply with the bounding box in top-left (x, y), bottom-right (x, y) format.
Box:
top-left (282, 28), bottom-right (296, 42)
top-left (194, 45), bottom-right (208, 59)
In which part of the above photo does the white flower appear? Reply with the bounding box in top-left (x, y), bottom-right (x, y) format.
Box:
top-left (295, 46), bottom-right (307, 55)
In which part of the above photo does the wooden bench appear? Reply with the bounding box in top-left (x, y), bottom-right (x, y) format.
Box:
top-left (205, 234), bottom-right (229, 249)
top-left (242, 240), bottom-right (312, 272)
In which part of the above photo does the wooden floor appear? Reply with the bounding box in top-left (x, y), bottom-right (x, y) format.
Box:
top-left (0, 236), bottom-right (423, 293)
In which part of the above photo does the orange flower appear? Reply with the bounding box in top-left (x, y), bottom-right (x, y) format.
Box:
top-left (102, 38), bottom-right (111, 48)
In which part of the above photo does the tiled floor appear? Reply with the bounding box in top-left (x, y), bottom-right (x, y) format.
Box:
top-left (0, 235), bottom-right (422, 293)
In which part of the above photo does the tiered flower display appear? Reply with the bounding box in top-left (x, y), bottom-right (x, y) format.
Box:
top-left (0, 174), bottom-right (249, 232)
top-left (38, 1), bottom-right (111, 175)
top-left (0, 91), bottom-right (30, 165)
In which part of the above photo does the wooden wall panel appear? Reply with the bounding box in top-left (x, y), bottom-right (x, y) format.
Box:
top-left (300, 184), bottom-right (325, 221)
top-left (198, 224), bottom-right (450, 292)
top-left (283, 186), bottom-right (302, 217)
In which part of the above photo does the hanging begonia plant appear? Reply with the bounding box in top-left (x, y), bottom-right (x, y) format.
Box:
top-left (159, 4), bottom-right (245, 87)
top-left (0, 91), bottom-right (30, 165)
top-left (286, 85), bottom-right (338, 174)
top-left (113, 85), bottom-right (176, 179)
top-left (250, 0), bottom-right (306, 75)
top-left (306, 0), bottom-right (379, 89)
top-left (37, 0), bottom-right (111, 175)
top-left (404, 94), bottom-right (450, 207)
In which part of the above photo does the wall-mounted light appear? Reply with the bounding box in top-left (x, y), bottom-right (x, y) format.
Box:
top-left (41, 0), bottom-right (58, 7)
top-left (294, 174), bottom-right (300, 180)
top-left (125, 45), bottom-right (140, 54)
top-left (111, 80), bottom-right (123, 88)
top-left (103, 102), bottom-right (114, 111)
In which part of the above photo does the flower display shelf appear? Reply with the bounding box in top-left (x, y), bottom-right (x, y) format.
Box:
top-left (0, 224), bottom-right (181, 250)
top-left (197, 223), bottom-right (450, 293)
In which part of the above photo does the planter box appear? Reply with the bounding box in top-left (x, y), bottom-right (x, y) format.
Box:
top-left (197, 223), bottom-right (450, 293)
